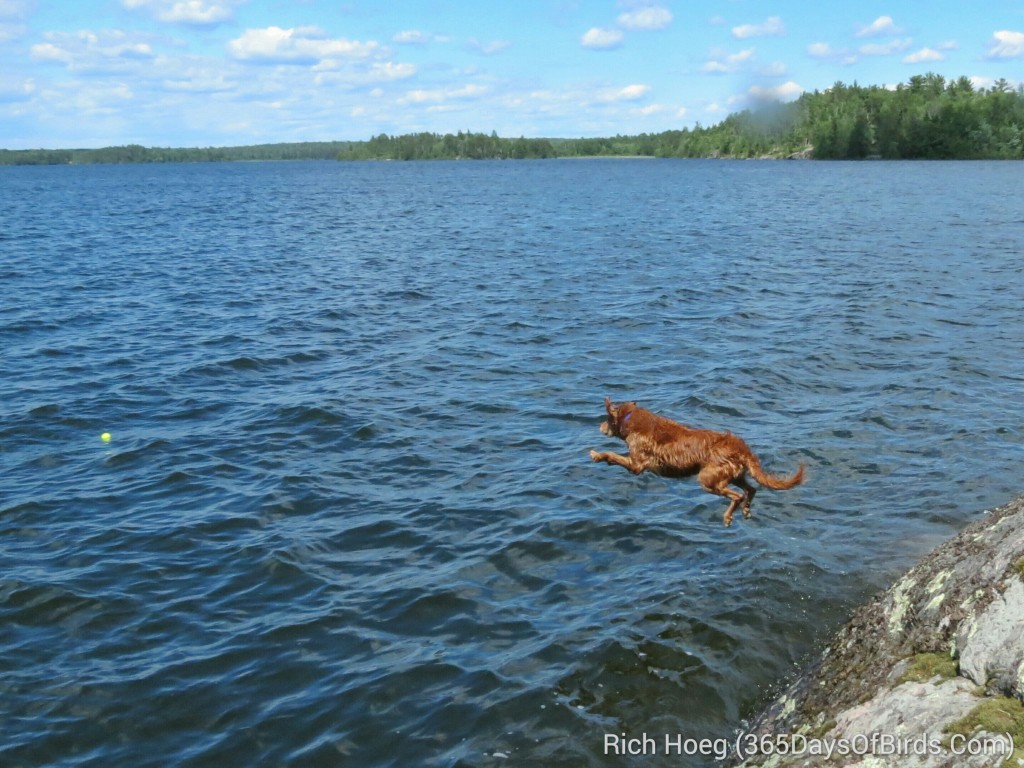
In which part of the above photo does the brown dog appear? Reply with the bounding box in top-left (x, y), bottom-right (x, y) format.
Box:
top-left (589, 397), bottom-right (805, 526)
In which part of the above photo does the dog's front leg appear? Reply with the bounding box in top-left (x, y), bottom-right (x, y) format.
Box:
top-left (589, 450), bottom-right (644, 474)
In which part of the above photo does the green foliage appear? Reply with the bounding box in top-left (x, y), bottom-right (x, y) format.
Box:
top-left (896, 652), bottom-right (958, 684)
top-left (336, 131), bottom-right (558, 160)
top-left (943, 696), bottom-right (1024, 767)
top-left (341, 75), bottom-right (1022, 161)
top-left (0, 141), bottom-right (358, 166)
top-left (800, 74), bottom-right (1024, 159)
top-left (3, 73), bottom-right (1022, 165)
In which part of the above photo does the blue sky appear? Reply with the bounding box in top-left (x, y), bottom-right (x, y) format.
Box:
top-left (2, 1), bottom-right (1023, 148)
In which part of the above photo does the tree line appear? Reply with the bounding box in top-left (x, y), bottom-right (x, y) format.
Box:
top-left (0, 141), bottom-right (357, 166)
top-left (344, 75), bottom-right (1024, 161)
top-left (2, 73), bottom-right (1022, 165)
top-left (337, 130), bottom-right (560, 160)
top-left (798, 74), bottom-right (1024, 159)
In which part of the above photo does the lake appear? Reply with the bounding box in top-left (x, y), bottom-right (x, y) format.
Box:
top-left (2, 158), bottom-right (1022, 767)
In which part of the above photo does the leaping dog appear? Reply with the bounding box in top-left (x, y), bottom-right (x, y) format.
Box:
top-left (589, 397), bottom-right (805, 526)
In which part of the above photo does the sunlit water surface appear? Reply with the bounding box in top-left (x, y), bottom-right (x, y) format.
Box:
top-left (2, 159), bottom-right (1023, 767)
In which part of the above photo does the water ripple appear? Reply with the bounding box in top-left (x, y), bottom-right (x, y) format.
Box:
top-left (1, 160), bottom-right (1023, 768)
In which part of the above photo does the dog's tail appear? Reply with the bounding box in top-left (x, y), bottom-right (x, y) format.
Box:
top-left (747, 454), bottom-right (805, 490)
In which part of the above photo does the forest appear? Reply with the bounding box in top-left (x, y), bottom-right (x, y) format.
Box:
top-left (339, 75), bottom-right (1024, 161)
top-left (2, 73), bottom-right (1022, 165)
top-left (0, 141), bottom-right (356, 166)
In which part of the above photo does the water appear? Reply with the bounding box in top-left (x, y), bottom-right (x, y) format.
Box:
top-left (2, 159), bottom-right (1022, 767)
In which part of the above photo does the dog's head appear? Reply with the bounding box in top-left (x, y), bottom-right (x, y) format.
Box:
top-left (600, 396), bottom-right (637, 439)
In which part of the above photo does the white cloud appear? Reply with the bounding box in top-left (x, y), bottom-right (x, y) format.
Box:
top-left (161, 72), bottom-right (233, 93)
top-left (393, 30), bottom-right (450, 45)
top-left (749, 81), bottom-right (803, 102)
top-left (6, 50), bottom-right (400, 147)
top-left (29, 42), bottom-right (70, 63)
top-left (581, 27), bottom-right (623, 50)
top-left (227, 26), bottom-right (380, 64)
top-left (0, 22), bottom-right (26, 43)
top-left (808, 42), bottom-right (858, 65)
top-left (0, 0), bottom-right (30, 41)
top-left (856, 15), bottom-right (900, 38)
top-left (468, 38), bottom-right (510, 55)
top-left (965, 76), bottom-right (1022, 92)
top-left (903, 47), bottom-right (944, 64)
top-left (30, 30), bottom-right (155, 71)
top-left (732, 16), bottom-right (784, 40)
top-left (366, 62), bottom-right (416, 81)
top-left (759, 61), bottom-right (788, 77)
top-left (701, 48), bottom-right (754, 74)
top-left (313, 60), bottom-right (416, 85)
top-left (859, 38), bottom-right (912, 56)
top-left (393, 30), bottom-right (429, 45)
top-left (807, 42), bottom-right (834, 58)
top-left (0, 0), bottom-right (32, 16)
top-left (15, 77), bottom-right (143, 134)
top-left (599, 83), bottom-right (650, 102)
top-left (0, 74), bottom-right (34, 102)
top-left (617, 6), bottom-right (672, 31)
top-left (986, 30), bottom-right (1024, 59)
top-left (122, 0), bottom-right (244, 25)
top-left (398, 83), bottom-right (488, 105)
top-left (399, 89), bottom-right (433, 104)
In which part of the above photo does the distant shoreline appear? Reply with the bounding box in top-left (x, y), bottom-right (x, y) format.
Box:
top-left (4, 70), bottom-right (1024, 166)
top-left (3, 152), bottom-right (1020, 167)
top-left (4, 148), bottom-right (1022, 167)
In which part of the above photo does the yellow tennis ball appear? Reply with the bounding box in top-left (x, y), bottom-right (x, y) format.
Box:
top-left (101, 432), bottom-right (112, 443)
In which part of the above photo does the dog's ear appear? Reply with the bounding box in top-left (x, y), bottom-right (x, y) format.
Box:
top-left (604, 396), bottom-right (615, 417)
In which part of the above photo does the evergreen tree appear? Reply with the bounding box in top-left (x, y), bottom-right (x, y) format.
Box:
top-left (3, 73), bottom-right (1023, 165)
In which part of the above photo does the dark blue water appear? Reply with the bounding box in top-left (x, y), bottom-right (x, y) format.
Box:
top-left (2, 159), bottom-right (1022, 767)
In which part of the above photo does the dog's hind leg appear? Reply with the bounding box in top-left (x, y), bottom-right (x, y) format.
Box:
top-left (718, 491), bottom-right (745, 527)
top-left (698, 466), bottom-right (746, 527)
top-left (735, 475), bottom-right (757, 518)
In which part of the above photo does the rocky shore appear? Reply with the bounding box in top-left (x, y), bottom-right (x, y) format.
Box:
top-left (736, 495), bottom-right (1024, 768)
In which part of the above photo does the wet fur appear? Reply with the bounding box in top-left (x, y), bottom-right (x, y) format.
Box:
top-left (589, 397), bottom-right (805, 527)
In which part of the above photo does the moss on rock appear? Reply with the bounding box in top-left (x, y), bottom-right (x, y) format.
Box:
top-left (898, 652), bottom-right (958, 684)
top-left (943, 696), bottom-right (1024, 767)
top-left (736, 496), bottom-right (1024, 767)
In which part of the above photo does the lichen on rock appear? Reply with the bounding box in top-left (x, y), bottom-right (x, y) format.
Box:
top-left (736, 496), bottom-right (1024, 767)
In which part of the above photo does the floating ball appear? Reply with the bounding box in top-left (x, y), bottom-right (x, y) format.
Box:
top-left (101, 432), bottom-right (112, 443)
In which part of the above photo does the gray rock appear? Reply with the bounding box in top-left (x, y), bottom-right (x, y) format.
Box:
top-left (958, 578), bottom-right (1024, 697)
top-left (735, 496), bottom-right (1024, 767)
top-left (832, 678), bottom-right (978, 738)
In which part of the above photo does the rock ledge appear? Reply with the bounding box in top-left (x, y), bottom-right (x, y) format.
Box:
top-left (736, 496), bottom-right (1024, 768)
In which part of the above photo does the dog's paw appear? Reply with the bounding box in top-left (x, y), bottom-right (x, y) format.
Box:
top-left (589, 450), bottom-right (601, 462)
